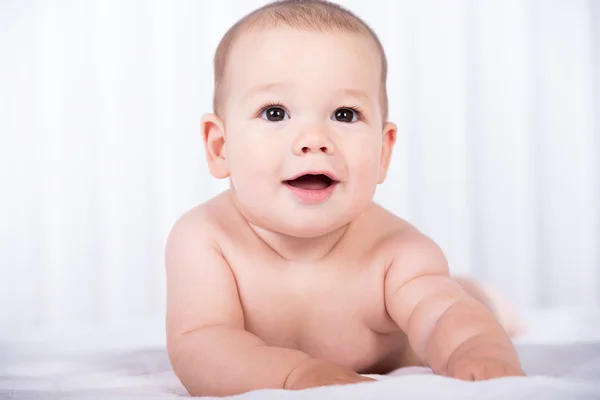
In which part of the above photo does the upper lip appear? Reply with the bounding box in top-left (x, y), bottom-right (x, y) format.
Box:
top-left (284, 171), bottom-right (340, 182)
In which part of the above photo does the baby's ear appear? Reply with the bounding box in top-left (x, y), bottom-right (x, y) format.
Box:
top-left (378, 122), bottom-right (397, 184)
top-left (201, 113), bottom-right (229, 179)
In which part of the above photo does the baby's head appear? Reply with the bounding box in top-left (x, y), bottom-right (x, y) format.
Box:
top-left (202, 0), bottom-right (397, 238)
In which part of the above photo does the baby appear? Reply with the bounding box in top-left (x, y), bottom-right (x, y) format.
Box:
top-left (165, 0), bottom-right (525, 397)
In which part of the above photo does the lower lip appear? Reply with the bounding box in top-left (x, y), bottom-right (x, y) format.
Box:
top-left (284, 182), bottom-right (338, 204)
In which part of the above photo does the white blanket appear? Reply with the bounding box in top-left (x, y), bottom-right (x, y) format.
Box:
top-left (1, 315), bottom-right (599, 399)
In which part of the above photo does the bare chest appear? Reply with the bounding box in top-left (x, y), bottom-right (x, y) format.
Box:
top-left (225, 250), bottom-right (405, 372)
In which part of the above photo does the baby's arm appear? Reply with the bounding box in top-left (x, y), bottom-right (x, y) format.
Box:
top-left (165, 210), bottom-right (371, 396)
top-left (383, 232), bottom-right (525, 379)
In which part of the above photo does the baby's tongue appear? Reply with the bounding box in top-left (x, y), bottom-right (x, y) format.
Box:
top-left (288, 175), bottom-right (330, 190)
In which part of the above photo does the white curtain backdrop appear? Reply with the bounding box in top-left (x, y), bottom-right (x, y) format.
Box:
top-left (1, 0), bottom-right (598, 332)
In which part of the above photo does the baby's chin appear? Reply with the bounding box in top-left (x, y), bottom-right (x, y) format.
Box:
top-left (262, 210), bottom-right (358, 239)
top-left (236, 204), bottom-right (350, 239)
top-left (230, 191), bottom-right (366, 238)
top-left (274, 221), bottom-right (348, 239)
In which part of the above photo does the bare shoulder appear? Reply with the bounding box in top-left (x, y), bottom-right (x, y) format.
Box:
top-left (165, 190), bottom-right (244, 340)
top-left (364, 204), bottom-right (449, 281)
top-left (167, 190), bottom-right (231, 238)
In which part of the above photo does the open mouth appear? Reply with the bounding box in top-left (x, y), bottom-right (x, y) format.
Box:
top-left (284, 174), bottom-right (337, 190)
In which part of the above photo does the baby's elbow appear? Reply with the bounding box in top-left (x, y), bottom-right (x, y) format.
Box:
top-left (167, 333), bottom-right (233, 398)
top-left (167, 349), bottom-right (208, 397)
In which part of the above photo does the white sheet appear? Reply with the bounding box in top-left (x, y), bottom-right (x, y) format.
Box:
top-left (1, 314), bottom-right (599, 399)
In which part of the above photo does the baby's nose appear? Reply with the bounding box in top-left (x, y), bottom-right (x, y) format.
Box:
top-left (293, 130), bottom-right (335, 156)
top-left (301, 143), bottom-right (331, 154)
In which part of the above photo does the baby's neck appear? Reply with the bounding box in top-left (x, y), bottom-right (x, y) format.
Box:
top-left (248, 223), bottom-right (350, 263)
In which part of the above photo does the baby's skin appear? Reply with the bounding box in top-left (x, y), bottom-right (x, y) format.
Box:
top-left (167, 193), bottom-right (524, 396)
top-left (165, 23), bottom-right (525, 398)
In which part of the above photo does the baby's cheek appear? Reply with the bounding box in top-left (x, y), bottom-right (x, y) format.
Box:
top-left (228, 139), bottom-right (272, 174)
top-left (228, 149), bottom-right (279, 202)
top-left (350, 150), bottom-right (381, 185)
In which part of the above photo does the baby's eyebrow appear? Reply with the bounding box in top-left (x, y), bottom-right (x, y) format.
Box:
top-left (241, 83), bottom-right (372, 103)
top-left (333, 88), bottom-right (371, 103)
top-left (242, 82), bottom-right (289, 102)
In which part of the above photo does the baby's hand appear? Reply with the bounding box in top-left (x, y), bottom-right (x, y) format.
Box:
top-left (284, 359), bottom-right (375, 390)
top-left (446, 347), bottom-right (526, 381)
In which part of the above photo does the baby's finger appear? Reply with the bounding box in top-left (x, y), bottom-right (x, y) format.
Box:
top-left (450, 366), bottom-right (476, 381)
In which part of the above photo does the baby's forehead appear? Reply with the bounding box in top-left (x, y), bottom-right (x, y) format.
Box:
top-left (225, 27), bottom-right (382, 94)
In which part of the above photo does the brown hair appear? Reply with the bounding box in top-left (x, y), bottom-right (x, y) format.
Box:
top-left (212, 0), bottom-right (389, 121)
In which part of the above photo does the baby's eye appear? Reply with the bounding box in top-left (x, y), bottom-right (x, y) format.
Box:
top-left (260, 106), bottom-right (289, 122)
top-left (332, 108), bottom-right (359, 123)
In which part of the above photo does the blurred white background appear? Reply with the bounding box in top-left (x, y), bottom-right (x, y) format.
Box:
top-left (0, 0), bottom-right (598, 334)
